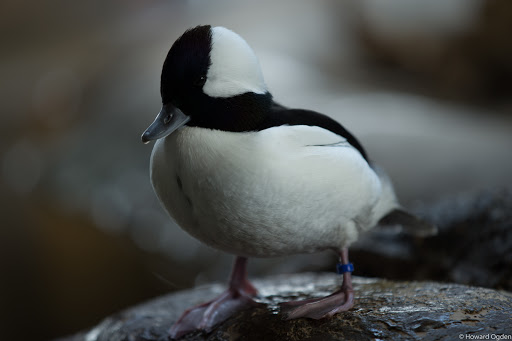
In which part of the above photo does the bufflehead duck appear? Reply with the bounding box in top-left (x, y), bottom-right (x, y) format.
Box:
top-left (142, 25), bottom-right (436, 339)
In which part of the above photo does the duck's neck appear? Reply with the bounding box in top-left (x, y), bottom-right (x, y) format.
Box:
top-left (186, 92), bottom-right (274, 132)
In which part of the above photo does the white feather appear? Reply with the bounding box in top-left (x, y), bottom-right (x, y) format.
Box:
top-left (150, 125), bottom-right (386, 258)
top-left (203, 27), bottom-right (267, 98)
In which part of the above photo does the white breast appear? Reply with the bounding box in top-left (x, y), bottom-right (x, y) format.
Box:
top-left (150, 125), bottom-right (384, 257)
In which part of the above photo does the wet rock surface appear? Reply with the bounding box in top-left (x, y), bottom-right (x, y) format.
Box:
top-left (61, 273), bottom-right (512, 341)
top-left (352, 188), bottom-right (512, 291)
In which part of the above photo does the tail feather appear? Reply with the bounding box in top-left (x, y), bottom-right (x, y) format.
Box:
top-left (378, 208), bottom-right (438, 237)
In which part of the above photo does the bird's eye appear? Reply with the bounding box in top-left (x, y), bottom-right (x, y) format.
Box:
top-left (194, 75), bottom-right (206, 87)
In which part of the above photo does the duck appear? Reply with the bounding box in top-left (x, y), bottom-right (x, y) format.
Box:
top-left (141, 25), bottom-right (436, 339)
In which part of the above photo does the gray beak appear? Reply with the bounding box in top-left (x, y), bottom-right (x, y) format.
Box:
top-left (141, 104), bottom-right (190, 144)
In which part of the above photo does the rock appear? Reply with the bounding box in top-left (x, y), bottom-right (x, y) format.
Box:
top-left (352, 188), bottom-right (512, 291)
top-left (60, 273), bottom-right (512, 341)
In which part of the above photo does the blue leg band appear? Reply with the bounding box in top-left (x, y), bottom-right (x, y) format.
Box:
top-left (336, 262), bottom-right (354, 274)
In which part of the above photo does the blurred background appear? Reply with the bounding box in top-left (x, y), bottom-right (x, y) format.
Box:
top-left (1, 1), bottom-right (511, 340)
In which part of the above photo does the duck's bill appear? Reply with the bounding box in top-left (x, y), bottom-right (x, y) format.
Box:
top-left (141, 104), bottom-right (190, 144)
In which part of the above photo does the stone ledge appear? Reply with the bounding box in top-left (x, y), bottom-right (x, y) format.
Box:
top-left (61, 273), bottom-right (512, 341)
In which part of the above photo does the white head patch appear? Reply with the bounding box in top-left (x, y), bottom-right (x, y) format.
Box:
top-left (203, 27), bottom-right (267, 98)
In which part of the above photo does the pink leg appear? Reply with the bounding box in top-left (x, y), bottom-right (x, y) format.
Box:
top-left (169, 257), bottom-right (259, 339)
top-left (280, 248), bottom-right (355, 319)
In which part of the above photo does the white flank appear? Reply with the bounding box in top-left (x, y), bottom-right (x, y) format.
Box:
top-left (150, 125), bottom-right (388, 257)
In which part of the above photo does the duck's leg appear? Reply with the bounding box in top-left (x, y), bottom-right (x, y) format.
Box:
top-left (280, 248), bottom-right (354, 319)
top-left (169, 256), bottom-right (259, 339)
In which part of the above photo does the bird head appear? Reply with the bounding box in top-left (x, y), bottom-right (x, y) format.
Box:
top-left (142, 25), bottom-right (270, 143)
